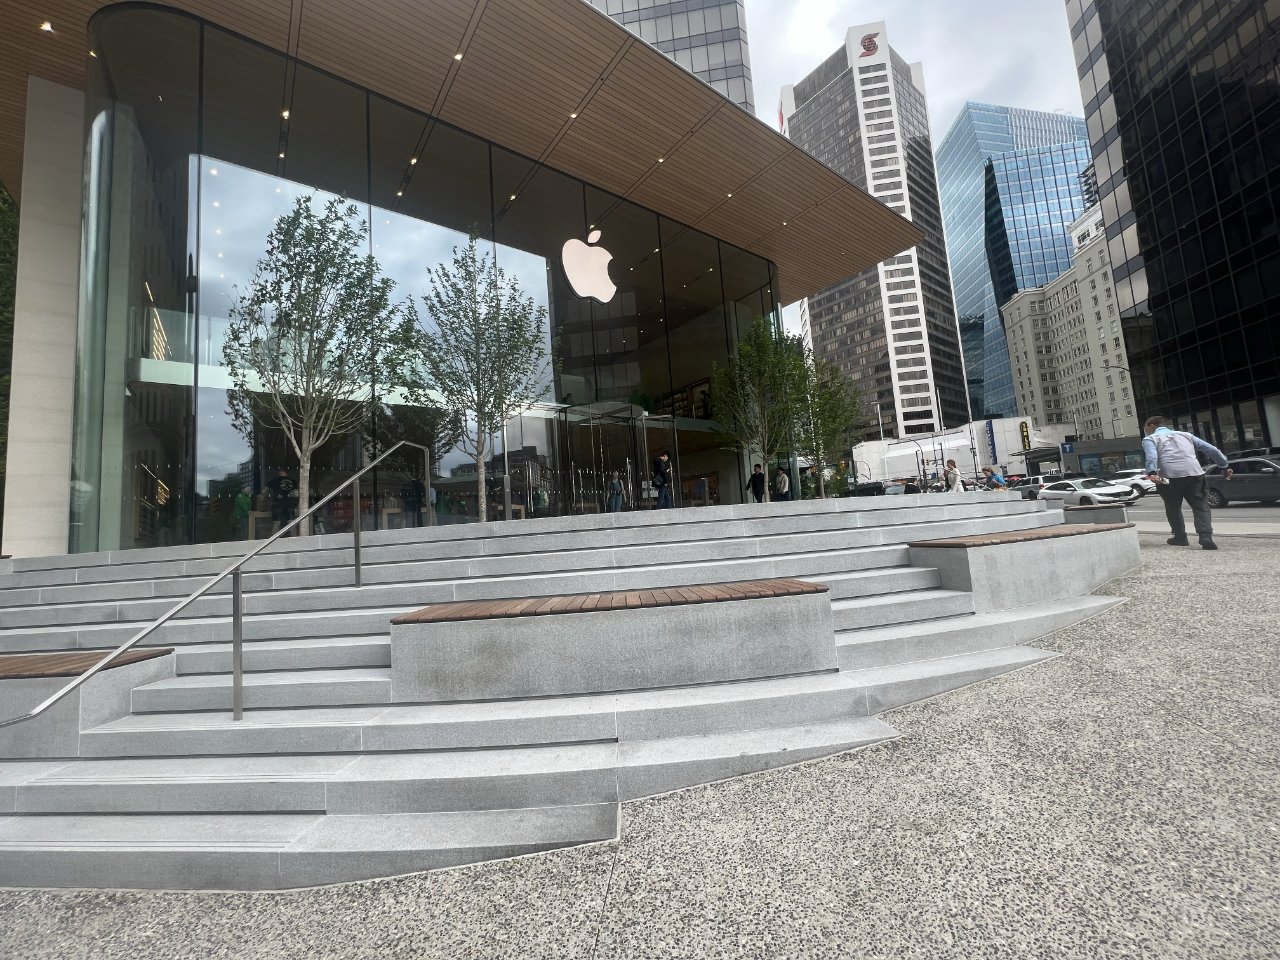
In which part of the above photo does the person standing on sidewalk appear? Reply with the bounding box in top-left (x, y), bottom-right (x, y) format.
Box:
top-left (1142, 415), bottom-right (1232, 550)
top-left (745, 464), bottom-right (766, 503)
top-left (652, 451), bottom-right (674, 509)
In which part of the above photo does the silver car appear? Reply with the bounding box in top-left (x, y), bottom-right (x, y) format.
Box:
top-left (1038, 477), bottom-right (1141, 506)
top-left (1108, 469), bottom-right (1158, 496)
top-left (1205, 458), bottom-right (1280, 507)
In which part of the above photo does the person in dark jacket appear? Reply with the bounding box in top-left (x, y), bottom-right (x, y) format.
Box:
top-left (745, 464), bottom-right (766, 503)
top-left (652, 451), bottom-right (674, 509)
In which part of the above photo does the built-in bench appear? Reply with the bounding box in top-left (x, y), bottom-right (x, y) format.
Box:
top-left (907, 522), bottom-right (1139, 613)
top-left (0, 648), bottom-right (171, 680)
top-left (390, 578), bottom-right (836, 703)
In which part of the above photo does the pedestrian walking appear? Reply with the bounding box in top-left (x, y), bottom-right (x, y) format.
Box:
top-left (268, 467), bottom-right (298, 534)
top-left (652, 451), bottom-right (674, 509)
top-left (745, 464), bottom-right (766, 503)
top-left (1142, 415), bottom-right (1231, 549)
top-left (605, 471), bottom-right (624, 513)
top-left (943, 459), bottom-right (964, 493)
top-left (774, 467), bottom-right (791, 502)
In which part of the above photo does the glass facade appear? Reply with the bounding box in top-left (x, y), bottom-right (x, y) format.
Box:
top-left (70, 6), bottom-right (777, 553)
top-left (935, 103), bottom-right (1087, 419)
top-left (981, 140), bottom-right (1093, 418)
top-left (1067, 0), bottom-right (1280, 449)
top-left (587, 0), bottom-right (754, 112)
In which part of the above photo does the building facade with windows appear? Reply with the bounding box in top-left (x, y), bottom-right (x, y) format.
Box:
top-left (981, 139), bottom-right (1094, 418)
top-left (935, 103), bottom-right (1087, 420)
top-left (1066, 0), bottom-right (1280, 450)
top-left (1003, 207), bottom-right (1139, 440)
top-left (779, 23), bottom-right (968, 439)
top-left (0, 0), bottom-right (916, 557)
top-left (587, 0), bottom-right (755, 112)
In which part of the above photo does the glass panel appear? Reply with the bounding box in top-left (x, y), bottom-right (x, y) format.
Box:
top-left (73, 8), bottom-right (200, 552)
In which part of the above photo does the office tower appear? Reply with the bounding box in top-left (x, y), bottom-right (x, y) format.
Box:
top-left (585, 0), bottom-right (755, 112)
top-left (1003, 207), bottom-right (1140, 440)
top-left (780, 23), bottom-right (967, 438)
top-left (981, 140), bottom-right (1094, 416)
top-left (1067, 0), bottom-right (1280, 448)
top-left (936, 104), bottom-right (1088, 419)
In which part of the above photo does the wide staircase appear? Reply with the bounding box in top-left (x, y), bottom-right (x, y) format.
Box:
top-left (0, 494), bottom-right (1119, 889)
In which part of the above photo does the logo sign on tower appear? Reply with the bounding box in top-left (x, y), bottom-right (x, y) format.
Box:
top-left (859, 33), bottom-right (880, 58)
top-left (561, 230), bottom-right (617, 304)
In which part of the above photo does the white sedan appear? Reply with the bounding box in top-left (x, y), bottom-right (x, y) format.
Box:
top-left (1108, 469), bottom-right (1158, 496)
top-left (1038, 477), bottom-right (1141, 506)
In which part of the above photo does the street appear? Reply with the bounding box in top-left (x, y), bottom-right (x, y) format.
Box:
top-left (1126, 496), bottom-right (1280, 528)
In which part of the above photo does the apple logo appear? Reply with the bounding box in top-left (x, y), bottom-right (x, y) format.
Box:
top-left (561, 230), bottom-right (617, 303)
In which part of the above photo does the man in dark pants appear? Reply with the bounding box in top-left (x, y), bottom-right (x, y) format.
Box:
top-left (745, 464), bottom-right (766, 503)
top-left (652, 451), bottom-right (674, 509)
top-left (1142, 415), bottom-right (1231, 550)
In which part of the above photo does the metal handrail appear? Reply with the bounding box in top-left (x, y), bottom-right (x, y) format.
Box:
top-left (0, 440), bottom-right (434, 729)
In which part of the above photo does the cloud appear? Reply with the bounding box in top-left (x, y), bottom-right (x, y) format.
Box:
top-left (746, 0), bottom-right (1084, 139)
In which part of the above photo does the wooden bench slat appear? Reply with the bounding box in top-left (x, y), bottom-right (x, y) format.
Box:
top-left (390, 577), bottom-right (829, 625)
top-left (907, 522), bottom-right (1134, 549)
top-left (0, 647), bottom-right (173, 680)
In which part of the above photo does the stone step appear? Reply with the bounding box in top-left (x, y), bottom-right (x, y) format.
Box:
top-left (814, 565), bottom-right (939, 599)
top-left (834, 595), bottom-right (1124, 671)
top-left (7, 742), bottom-right (620, 815)
top-left (844, 645), bottom-right (1059, 715)
top-left (0, 512), bottom-right (1058, 643)
top-left (0, 494), bottom-right (1039, 588)
top-left (174, 636), bottom-right (392, 675)
top-left (131, 668), bottom-right (393, 713)
top-left (617, 716), bottom-right (898, 800)
top-left (830, 589), bottom-right (976, 631)
top-left (84, 670), bottom-right (876, 759)
top-left (0, 804), bottom-right (620, 890)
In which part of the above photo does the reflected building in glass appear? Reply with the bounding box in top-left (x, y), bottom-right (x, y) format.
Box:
top-left (1066, 0), bottom-right (1280, 450)
top-left (935, 103), bottom-right (1087, 419)
top-left (586, 0), bottom-right (755, 112)
top-left (0, 1), bottom-right (920, 557)
top-left (780, 22), bottom-right (968, 439)
top-left (981, 140), bottom-right (1094, 418)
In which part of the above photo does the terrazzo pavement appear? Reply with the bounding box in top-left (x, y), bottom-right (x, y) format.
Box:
top-left (1, 533), bottom-right (1276, 960)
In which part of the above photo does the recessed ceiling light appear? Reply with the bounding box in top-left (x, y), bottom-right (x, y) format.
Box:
top-left (726, 193), bottom-right (732, 198)
top-left (157, 95), bottom-right (164, 103)
top-left (282, 109), bottom-right (290, 119)
top-left (509, 194), bottom-right (516, 200)
top-left (396, 190), bottom-right (403, 197)
top-left (39, 21), bottom-right (53, 32)
top-left (657, 158), bottom-right (664, 163)
top-left (88, 50), bottom-right (97, 58)
top-left (570, 112), bottom-right (578, 119)
top-left (209, 167), bottom-right (218, 176)
top-left (454, 52), bottom-right (463, 60)
top-left (278, 152), bottom-right (285, 158)
top-left (409, 157), bottom-right (418, 164)
top-left (212, 200), bottom-right (220, 208)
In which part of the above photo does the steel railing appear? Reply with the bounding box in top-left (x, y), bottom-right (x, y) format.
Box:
top-left (0, 440), bottom-right (434, 728)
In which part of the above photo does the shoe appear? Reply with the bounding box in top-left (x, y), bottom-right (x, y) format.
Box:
top-left (1166, 537), bottom-right (1189, 546)
top-left (1201, 541), bottom-right (1218, 550)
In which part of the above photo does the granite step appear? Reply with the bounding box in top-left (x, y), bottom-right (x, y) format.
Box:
top-left (131, 668), bottom-right (394, 713)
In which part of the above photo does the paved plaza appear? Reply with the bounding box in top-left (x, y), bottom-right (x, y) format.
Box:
top-left (1, 532), bottom-right (1276, 960)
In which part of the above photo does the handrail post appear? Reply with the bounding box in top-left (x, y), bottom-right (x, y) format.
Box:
top-left (232, 569), bottom-right (244, 721)
top-left (352, 476), bottom-right (363, 587)
top-left (424, 447), bottom-right (434, 526)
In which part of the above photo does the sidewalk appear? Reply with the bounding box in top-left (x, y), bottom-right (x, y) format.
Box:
top-left (2, 533), bottom-right (1277, 960)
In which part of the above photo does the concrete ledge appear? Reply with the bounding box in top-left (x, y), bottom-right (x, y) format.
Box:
top-left (0, 652), bottom-right (175, 759)
top-left (1063, 504), bottom-right (1129, 524)
top-left (391, 579), bottom-right (837, 702)
top-left (907, 524), bottom-right (1140, 614)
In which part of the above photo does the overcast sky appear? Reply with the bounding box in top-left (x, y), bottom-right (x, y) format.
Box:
top-left (744, 0), bottom-right (1085, 139)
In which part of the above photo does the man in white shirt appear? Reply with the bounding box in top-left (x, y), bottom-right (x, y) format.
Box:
top-left (1142, 415), bottom-right (1231, 550)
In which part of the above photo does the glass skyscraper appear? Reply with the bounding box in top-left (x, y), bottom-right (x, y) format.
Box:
top-left (1067, 0), bottom-right (1280, 450)
top-left (586, 0), bottom-right (755, 112)
top-left (935, 104), bottom-right (1087, 418)
top-left (981, 141), bottom-right (1094, 417)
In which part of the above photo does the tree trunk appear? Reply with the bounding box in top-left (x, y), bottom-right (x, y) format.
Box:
top-left (474, 442), bottom-right (487, 524)
top-left (817, 467), bottom-right (826, 499)
top-left (298, 453), bottom-right (312, 538)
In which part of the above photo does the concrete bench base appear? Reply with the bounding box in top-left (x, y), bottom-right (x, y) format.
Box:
top-left (1064, 503), bottom-right (1129, 524)
top-left (907, 523), bottom-right (1139, 613)
top-left (390, 580), bottom-right (836, 703)
top-left (1, 652), bottom-right (174, 759)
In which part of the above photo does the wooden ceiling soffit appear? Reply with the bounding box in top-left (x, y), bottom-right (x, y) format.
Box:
top-left (438, 0), bottom-right (620, 160)
top-left (693, 149), bottom-right (824, 250)
top-left (293, 0), bottom-right (470, 111)
top-left (546, 42), bottom-right (721, 195)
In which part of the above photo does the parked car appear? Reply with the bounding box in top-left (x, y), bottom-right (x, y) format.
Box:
top-left (1108, 468), bottom-right (1158, 497)
top-left (1037, 477), bottom-right (1141, 506)
top-left (1009, 474), bottom-right (1063, 499)
top-left (1205, 457), bottom-right (1280, 507)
